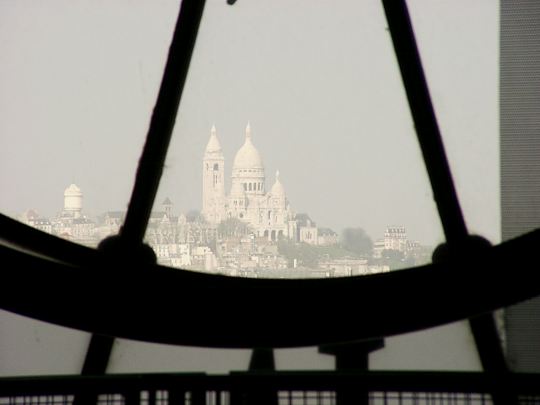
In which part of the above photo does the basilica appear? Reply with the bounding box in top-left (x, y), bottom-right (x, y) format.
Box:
top-left (202, 123), bottom-right (299, 241)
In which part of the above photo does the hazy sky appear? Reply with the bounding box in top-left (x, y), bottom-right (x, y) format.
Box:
top-left (0, 0), bottom-right (499, 246)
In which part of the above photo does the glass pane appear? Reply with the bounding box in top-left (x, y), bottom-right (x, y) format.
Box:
top-left (150, 0), bottom-right (444, 276)
top-left (408, 0), bottom-right (500, 244)
top-left (371, 320), bottom-right (482, 371)
top-left (108, 339), bottom-right (250, 374)
top-left (0, 1), bottom-right (178, 247)
top-left (0, 309), bottom-right (89, 376)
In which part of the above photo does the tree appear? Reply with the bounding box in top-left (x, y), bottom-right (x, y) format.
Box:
top-left (277, 240), bottom-right (319, 268)
top-left (186, 209), bottom-right (205, 223)
top-left (340, 227), bottom-right (373, 256)
top-left (381, 249), bottom-right (403, 261)
top-left (218, 218), bottom-right (251, 238)
top-left (380, 249), bottom-right (410, 271)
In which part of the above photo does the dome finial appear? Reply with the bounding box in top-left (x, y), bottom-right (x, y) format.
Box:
top-left (271, 169), bottom-right (285, 196)
top-left (246, 121), bottom-right (251, 139)
top-left (211, 124), bottom-right (216, 135)
top-left (232, 121), bottom-right (264, 170)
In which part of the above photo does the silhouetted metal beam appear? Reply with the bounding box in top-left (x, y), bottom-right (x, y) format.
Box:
top-left (0, 214), bottom-right (95, 265)
top-left (320, 340), bottom-right (385, 405)
top-left (2, 229), bottom-right (539, 348)
top-left (381, 0), bottom-right (467, 242)
top-left (381, 1), bottom-right (514, 403)
top-left (121, 0), bottom-right (206, 244)
top-left (79, 0), bottom-right (207, 380)
top-left (81, 335), bottom-right (115, 375)
top-left (75, 335), bottom-right (116, 405)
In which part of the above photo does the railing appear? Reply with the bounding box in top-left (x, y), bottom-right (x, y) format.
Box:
top-left (2, 372), bottom-right (540, 405)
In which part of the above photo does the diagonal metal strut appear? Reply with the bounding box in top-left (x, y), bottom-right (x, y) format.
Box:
top-left (381, 1), bottom-right (514, 404)
top-left (80, 0), bottom-right (207, 377)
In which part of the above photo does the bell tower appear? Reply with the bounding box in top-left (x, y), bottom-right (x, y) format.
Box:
top-left (202, 125), bottom-right (225, 224)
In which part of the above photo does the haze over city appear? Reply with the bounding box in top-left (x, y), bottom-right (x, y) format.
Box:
top-left (1, 0), bottom-right (515, 380)
top-left (0, 0), bottom-right (500, 247)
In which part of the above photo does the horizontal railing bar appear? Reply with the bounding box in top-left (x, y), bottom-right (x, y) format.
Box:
top-left (1, 371), bottom-right (540, 396)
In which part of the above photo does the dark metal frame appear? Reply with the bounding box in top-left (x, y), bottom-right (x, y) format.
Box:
top-left (2, 220), bottom-right (539, 348)
top-left (1, 0), bottom-right (539, 403)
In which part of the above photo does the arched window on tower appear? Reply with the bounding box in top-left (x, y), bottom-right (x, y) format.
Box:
top-left (213, 163), bottom-right (219, 171)
top-left (249, 183), bottom-right (252, 191)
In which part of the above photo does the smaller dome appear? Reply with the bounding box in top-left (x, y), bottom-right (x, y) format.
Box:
top-left (270, 170), bottom-right (285, 196)
top-left (162, 197), bottom-right (173, 206)
top-left (64, 184), bottom-right (82, 196)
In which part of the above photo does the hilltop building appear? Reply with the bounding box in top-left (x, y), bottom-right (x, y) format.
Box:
top-left (202, 123), bottom-right (297, 241)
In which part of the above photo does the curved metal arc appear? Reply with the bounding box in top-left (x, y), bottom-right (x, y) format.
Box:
top-left (2, 229), bottom-right (539, 348)
top-left (0, 214), bottom-right (97, 265)
top-left (0, 0), bottom-right (535, 353)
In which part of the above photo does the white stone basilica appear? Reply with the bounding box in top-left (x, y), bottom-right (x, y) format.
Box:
top-left (202, 123), bottom-right (297, 241)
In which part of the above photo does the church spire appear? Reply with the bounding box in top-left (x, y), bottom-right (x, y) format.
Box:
top-left (202, 125), bottom-right (225, 224)
top-left (205, 125), bottom-right (222, 155)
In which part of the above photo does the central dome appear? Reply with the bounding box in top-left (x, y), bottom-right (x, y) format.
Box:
top-left (232, 123), bottom-right (264, 170)
top-left (64, 183), bottom-right (82, 197)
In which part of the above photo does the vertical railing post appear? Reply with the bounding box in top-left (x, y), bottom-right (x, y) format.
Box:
top-left (319, 339), bottom-right (384, 405)
top-left (245, 348), bottom-right (277, 405)
top-left (191, 390), bottom-right (206, 405)
top-left (124, 389), bottom-right (140, 405)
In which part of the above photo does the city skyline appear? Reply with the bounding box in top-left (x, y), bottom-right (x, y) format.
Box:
top-left (13, 121), bottom-right (432, 252)
top-left (17, 178), bottom-right (425, 251)
top-left (18, 178), bottom-right (431, 276)
top-left (5, 120), bottom-right (441, 248)
top-left (11, 109), bottom-right (433, 278)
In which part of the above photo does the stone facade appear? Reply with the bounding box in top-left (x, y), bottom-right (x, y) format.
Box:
top-left (202, 123), bottom-right (295, 241)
